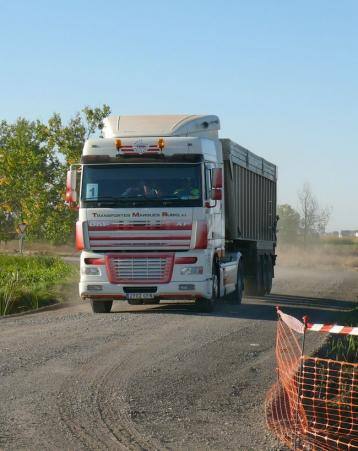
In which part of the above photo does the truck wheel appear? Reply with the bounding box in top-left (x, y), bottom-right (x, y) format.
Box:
top-left (245, 257), bottom-right (265, 297)
top-left (196, 267), bottom-right (218, 313)
top-left (257, 256), bottom-right (267, 296)
top-left (90, 300), bottom-right (113, 313)
top-left (227, 265), bottom-right (243, 305)
top-left (264, 256), bottom-right (273, 295)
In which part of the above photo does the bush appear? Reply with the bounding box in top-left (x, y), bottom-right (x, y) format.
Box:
top-left (0, 255), bottom-right (72, 315)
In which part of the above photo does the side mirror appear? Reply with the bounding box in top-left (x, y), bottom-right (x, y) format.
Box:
top-left (210, 188), bottom-right (222, 201)
top-left (212, 168), bottom-right (223, 189)
top-left (66, 169), bottom-right (77, 204)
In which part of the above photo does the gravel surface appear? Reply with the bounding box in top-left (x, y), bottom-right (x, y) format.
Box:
top-left (0, 265), bottom-right (356, 450)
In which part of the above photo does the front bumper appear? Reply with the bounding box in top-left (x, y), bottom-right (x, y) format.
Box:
top-left (80, 280), bottom-right (211, 300)
top-left (79, 250), bottom-right (213, 300)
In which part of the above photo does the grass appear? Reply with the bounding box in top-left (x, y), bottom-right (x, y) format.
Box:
top-left (317, 306), bottom-right (358, 363)
top-left (0, 255), bottom-right (73, 316)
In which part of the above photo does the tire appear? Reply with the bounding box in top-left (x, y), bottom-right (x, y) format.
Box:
top-left (256, 257), bottom-right (266, 296)
top-left (90, 300), bottom-right (113, 313)
top-left (196, 298), bottom-right (214, 313)
top-left (196, 266), bottom-right (219, 313)
top-left (245, 256), bottom-right (265, 297)
top-left (227, 264), bottom-right (243, 305)
top-left (263, 256), bottom-right (273, 295)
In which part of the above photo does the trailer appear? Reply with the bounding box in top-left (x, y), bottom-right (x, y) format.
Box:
top-left (222, 139), bottom-right (277, 295)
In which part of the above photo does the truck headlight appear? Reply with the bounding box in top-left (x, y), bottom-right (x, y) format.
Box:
top-left (83, 267), bottom-right (101, 275)
top-left (180, 266), bottom-right (203, 275)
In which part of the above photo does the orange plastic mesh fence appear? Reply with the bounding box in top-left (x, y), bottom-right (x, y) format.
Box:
top-left (266, 310), bottom-right (358, 450)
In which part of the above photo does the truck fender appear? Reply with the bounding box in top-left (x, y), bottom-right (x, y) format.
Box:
top-left (219, 252), bottom-right (242, 297)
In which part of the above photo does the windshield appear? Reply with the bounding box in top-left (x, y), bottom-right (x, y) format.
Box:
top-left (81, 163), bottom-right (203, 207)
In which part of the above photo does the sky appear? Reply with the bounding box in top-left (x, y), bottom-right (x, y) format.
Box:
top-left (1, 0), bottom-right (357, 230)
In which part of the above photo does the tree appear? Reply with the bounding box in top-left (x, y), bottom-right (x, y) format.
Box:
top-left (0, 118), bottom-right (58, 239)
top-left (0, 105), bottom-right (111, 244)
top-left (277, 204), bottom-right (301, 244)
top-left (316, 206), bottom-right (331, 235)
top-left (47, 104), bottom-right (111, 165)
top-left (298, 182), bottom-right (331, 245)
top-left (83, 105), bottom-right (111, 139)
top-left (0, 210), bottom-right (15, 244)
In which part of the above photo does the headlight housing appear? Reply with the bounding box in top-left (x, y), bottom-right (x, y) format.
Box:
top-left (180, 266), bottom-right (203, 275)
top-left (83, 267), bottom-right (101, 276)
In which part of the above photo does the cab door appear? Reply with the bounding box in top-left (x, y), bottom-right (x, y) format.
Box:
top-left (204, 163), bottom-right (224, 253)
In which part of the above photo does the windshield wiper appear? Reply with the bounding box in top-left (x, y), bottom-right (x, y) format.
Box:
top-left (119, 195), bottom-right (148, 200)
top-left (86, 196), bottom-right (149, 203)
top-left (84, 195), bottom-right (153, 207)
top-left (85, 196), bottom-right (122, 202)
top-left (83, 194), bottom-right (191, 207)
top-left (158, 195), bottom-right (180, 200)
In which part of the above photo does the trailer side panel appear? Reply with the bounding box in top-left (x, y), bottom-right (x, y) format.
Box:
top-left (221, 138), bottom-right (277, 244)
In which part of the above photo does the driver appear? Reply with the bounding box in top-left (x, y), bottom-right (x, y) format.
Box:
top-left (122, 180), bottom-right (159, 197)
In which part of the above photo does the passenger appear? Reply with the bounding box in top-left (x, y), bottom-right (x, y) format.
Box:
top-left (173, 177), bottom-right (200, 199)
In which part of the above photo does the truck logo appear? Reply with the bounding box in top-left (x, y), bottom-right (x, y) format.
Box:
top-left (132, 212), bottom-right (160, 217)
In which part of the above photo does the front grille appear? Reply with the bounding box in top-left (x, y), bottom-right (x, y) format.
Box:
top-left (106, 253), bottom-right (174, 284)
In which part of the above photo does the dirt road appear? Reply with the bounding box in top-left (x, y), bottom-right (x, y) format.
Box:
top-left (0, 265), bottom-right (356, 450)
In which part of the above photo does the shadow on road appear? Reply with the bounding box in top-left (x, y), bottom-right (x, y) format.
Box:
top-left (111, 292), bottom-right (356, 324)
top-left (267, 293), bottom-right (356, 310)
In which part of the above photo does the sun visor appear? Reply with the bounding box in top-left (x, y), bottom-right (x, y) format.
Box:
top-left (102, 115), bottom-right (220, 139)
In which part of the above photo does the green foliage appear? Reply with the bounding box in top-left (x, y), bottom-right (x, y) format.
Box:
top-left (0, 255), bottom-right (73, 315)
top-left (320, 307), bottom-right (358, 363)
top-left (0, 104), bottom-right (110, 244)
top-left (326, 335), bottom-right (358, 363)
top-left (0, 209), bottom-right (15, 243)
top-left (83, 105), bottom-right (111, 140)
top-left (0, 271), bottom-right (18, 315)
top-left (277, 204), bottom-right (301, 244)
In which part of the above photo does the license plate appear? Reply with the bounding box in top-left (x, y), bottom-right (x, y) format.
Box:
top-left (126, 293), bottom-right (155, 300)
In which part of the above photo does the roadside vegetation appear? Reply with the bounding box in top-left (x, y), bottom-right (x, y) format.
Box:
top-left (0, 104), bottom-right (110, 246)
top-left (278, 239), bottom-right (358, 271)
top-left (279, 237), bottom-right (358, 363)
top-left (0, 255), bottom-right (73, 316)
top-left (277, 183), bottom-right (331, 246)
top-left (277, 185), bottom-right (358, 362)
top-left (0, 240), bottom-right (77, 256)
top-left (277, 183), bottom-right (358, 271)
top-left (319, 306), bottom-right (358, 363)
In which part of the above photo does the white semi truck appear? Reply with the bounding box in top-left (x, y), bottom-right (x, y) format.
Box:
top-left (66, 115), bottom-right (277, 313)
